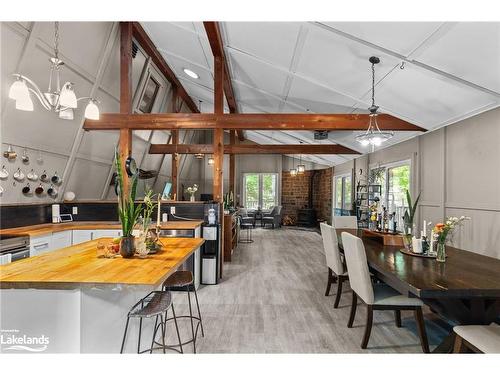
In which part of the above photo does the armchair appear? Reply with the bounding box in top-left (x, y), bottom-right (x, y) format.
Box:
top-left (262, 206), bottom-right (282, 229)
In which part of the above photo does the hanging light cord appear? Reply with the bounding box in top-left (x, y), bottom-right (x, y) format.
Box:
top-left (54, 22), bottom-right (60, 59)
top-left (371, 61), bottom-right (375, 109)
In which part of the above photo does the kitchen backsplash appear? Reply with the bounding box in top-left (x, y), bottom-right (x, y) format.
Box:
top-left (0, 201), bottom-right (209, 229)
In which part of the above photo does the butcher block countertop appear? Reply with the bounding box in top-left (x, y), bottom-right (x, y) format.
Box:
top-left (0, 237), bottom-right (204, 289)
top-left (0, 220), bottom-right (204, 237)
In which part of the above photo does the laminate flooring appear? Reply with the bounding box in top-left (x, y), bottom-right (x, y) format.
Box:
top-left (167, 227), bottom-right (448, 353)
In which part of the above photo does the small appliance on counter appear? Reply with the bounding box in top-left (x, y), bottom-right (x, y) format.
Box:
top-left (51, 204), bottom-right (60, 223)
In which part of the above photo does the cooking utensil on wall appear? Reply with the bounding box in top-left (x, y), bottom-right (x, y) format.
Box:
top-left (47, 184), bottom-right (58, 197)
top-left (22, 149), bottom-right (30, 164)
top-left (0, 166), bottom-right (9, 179)
top-left (35, 183), bottom-right (44, 195)
top-left (13, 168), bottom-right (25, 182)
top-left (125, 156), bottom-right (138, 176)
top-left (51, 171), bottom-right (61, 184)
top-left (3, 145), bottom-right (17, 160)
top-left (0, 185), bottom-right (3, 196)
top-left (22, 183), bottom-right (31, 194)
top-left (37, 151), bottom-right (43, 165)
top-left (40, 170), bottom-right (49, 182)
top-left (27, 169), bottom-right (38, 181)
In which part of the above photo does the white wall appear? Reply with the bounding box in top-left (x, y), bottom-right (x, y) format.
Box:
top-left (334, 107), bottom-right (500, 259)
top-left (0, 22), bottom-right (198, 204)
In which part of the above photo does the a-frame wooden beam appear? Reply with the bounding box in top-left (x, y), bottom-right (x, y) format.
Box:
top-left (203, 21), bottom-right (245, 141)
top-left (149, 143), bottom-right (361, 155)
top-left (213, 56), bottom-right (224, 203)
top-left (84, 113), bottom-right (426, 132)
top-left (132, 22), bottom-right (199, 114)
top-left (119, 22), bottom-right (133, 194)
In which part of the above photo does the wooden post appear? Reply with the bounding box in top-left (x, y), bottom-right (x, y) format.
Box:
top-left (171, 130), bottom-right (179, 200)
top-left (229, 129), bottom-right (236, 204)
top-left (213, 56), bottom-right (224, 203)
top-left (170, 87), bottom-right (179, 200)
top-left (119, 22), bottom-right (133, 194)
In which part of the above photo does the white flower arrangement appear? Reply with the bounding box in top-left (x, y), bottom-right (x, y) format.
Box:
top-left (185, 184), bottom-right (198, 195)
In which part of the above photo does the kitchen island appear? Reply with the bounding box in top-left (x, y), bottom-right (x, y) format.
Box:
top-left (0, 237), bottom-right (204, 353)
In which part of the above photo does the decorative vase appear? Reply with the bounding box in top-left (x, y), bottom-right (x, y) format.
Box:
top-left (135, 231), bottom-right (149, 258)
top-left (436, 242), bottom-right (446, 262)
top-left (402, 222), bottom-right (416, 252)
top-left (190, 194), bottom-right (195, 202)
top-left (120, 236), bottom-right (136, 258)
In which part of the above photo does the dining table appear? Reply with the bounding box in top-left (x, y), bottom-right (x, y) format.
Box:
top-left (336, 228), bottom-right (500, 353)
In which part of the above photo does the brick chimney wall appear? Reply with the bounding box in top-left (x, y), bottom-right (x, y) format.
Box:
top-left (281, 167), bottom-right (333, 225)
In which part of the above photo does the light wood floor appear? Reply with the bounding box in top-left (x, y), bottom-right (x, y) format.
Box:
top-left (168, 227), bottom-right (448, 353)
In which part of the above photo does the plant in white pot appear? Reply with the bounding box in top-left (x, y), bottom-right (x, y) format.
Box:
top-left (114, 149), bottom-right (142, 258)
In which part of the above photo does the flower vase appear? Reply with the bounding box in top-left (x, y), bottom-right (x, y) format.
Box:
top-left (436, 242), bottom-right (446, 262)
top-left (402, 223), bottom-right (416, 252)
top-left (120, 236), bottom-right (136, 258)
top-left (190, 194), bottom-right (195, 202)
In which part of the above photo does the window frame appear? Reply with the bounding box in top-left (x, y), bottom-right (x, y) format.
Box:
top-left (242, 172), bottom-right (279, 210)
top-left (333, 172), bottom-right (352, 216)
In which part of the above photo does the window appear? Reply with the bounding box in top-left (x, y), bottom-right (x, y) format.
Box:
top-left (243, 173), bottom-right (278, 210)
top-left (333, 174), bottom-right (352, 215)
top-left (370, 160), bottom-right (410, 225)
top-left (138, 76), bottom-right (160, 113)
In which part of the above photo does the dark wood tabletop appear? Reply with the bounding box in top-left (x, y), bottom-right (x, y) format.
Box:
top-left (336, 229), bottom-right (500, 299)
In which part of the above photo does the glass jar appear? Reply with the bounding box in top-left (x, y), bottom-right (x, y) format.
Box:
top-left (436, 242), bottom-right (446, 262)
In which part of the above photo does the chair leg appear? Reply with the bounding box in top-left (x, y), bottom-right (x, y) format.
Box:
top-left (149, 315), bottom-right (159, 353)
top-left (325, 268), bottom-right (333, 296)
top-left (361, 305), bottom-right (374, 349)
top-left (120, 316), bottom-right (130, 353)
top-left (159, 314), bottom-right (166, 354)
top-left (394, 310), bottom-right (402, 327)
top-left (414, 307), bottom-right (430, 353)
top-left (171, 303), bottom-right (183, 354)
top-left (137, 317), bottom-right (143, 354)
top-left (347, 291), bottom-right (358, 328)
top-left (453, 333), bottom-right (464, 353)
top-left (187, 285), bottom-right (197, 353)
top-left (193, 286), bottom-right (205, 337)
top-left (333, 276), bottom-right (344, 308)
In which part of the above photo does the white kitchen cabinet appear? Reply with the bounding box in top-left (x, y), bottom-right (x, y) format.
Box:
top-left (72, 230), bottom-right (93, 245)
top-left (52, 231), bottom-right (72, 250)
top-left (30, 234), bottom-right (53, 257)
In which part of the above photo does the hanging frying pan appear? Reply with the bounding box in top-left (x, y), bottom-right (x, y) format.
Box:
top-left (125, 156), bottom-right (138, 177)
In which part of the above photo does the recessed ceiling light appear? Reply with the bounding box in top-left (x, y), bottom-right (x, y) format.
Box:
top-left (183, 68), bottom-right (199, 79)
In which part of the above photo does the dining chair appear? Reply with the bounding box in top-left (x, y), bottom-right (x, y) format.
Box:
top-left (453, 323), bottom-right (500, 353)
top-left (320, 223), bottom-right (348, 308)
top-left (333, 216), bottom-right (358, 229)
top-left (341, 232), bottom-right (429, 352)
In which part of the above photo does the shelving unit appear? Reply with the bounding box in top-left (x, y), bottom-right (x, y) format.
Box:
top-left (355, 184), bottom-right (382, 228)
top-left (223, 212), bottom-right (239, 261)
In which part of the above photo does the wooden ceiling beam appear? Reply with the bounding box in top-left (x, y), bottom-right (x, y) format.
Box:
top-left (149, 144), bottom-right (361, 155)
top-left (84, 113), bottom-right (426, 132)
top-left (132, 22), bottom-right (199, 113)
top-left (203, 21), bottom-right (244, 141)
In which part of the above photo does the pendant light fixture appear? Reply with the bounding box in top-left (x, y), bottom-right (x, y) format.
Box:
top-left (8, 22), bottom-right (100, 120)
top-left (194, 153), bottom-right (204, 160)
top-left (208, 156), bottom-right (215, 166)
top-left (290, 156), bottom-right (297, 177)
top-left (355, 56), bottom-right (393, 148)
top-left (297, 142), bottom-right (305, 174)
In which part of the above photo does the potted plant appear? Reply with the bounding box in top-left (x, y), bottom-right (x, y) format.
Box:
top-left (402, 189), bottom-right (420, 252)
top-left (115, 149), bottom-right (142, 258)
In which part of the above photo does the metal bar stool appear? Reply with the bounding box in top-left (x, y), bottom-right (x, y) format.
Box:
top-left (120, 290), bottom-right (183, 354)
top-left (239, 223), bottom-right (254, 243)
top-left (162, 270), bottom-right (204, 353)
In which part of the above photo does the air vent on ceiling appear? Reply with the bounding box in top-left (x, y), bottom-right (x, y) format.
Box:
top-left (314, 130), bottom-right (329, 140)
top-left (132, 42), bottom-right (138, 59)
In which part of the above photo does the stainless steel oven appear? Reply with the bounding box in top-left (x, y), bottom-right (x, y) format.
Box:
top-left (0, 235), bottom-right (30, 263)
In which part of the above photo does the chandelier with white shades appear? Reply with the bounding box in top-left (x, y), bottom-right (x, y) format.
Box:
top-left (8, 22), bottom-right (100, 121)
top-left (355, 56), bottom-right (393, 148)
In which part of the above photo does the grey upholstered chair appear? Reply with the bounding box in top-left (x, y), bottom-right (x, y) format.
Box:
top-left (453, 323), bottom-right (500, 353)
top-left (333, 216), bottom-right (358, 229)
top-left (262, 206), bottom-right (282, 229)
top-left (238, 208), bottom-right (256, 227)
top-left (320, 223), bottom-right (348, 308)
top-left (341, 232), bottom-right (429, 352)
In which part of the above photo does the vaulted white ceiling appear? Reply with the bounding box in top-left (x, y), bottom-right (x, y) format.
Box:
top-left (141, 21), bottom-right (500, 166)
